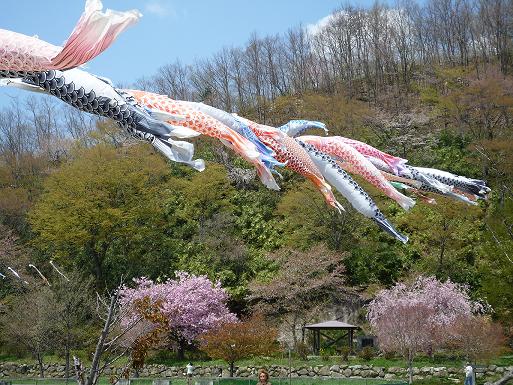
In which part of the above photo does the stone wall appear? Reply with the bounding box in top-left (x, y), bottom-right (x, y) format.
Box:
top-left (0, 362), bottom-right (511, 382)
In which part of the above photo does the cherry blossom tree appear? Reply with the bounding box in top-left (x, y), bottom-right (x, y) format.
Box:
top-left (367, 276), bottom-right (481, 384)
top-left (119, 272), bottom-right (237, 359)
top-left (248, 244), bottom-right (356, 349)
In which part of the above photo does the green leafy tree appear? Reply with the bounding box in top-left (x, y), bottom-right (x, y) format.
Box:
top-left (397, 199), bottom-right (484, 286)
top-left (28, 144), bottom-right (191, 287)
top-left (276, 180), bottom-right (361, 250)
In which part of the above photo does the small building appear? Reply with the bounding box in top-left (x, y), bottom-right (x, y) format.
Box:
top-left (304, 320), bottom-right (359, 354)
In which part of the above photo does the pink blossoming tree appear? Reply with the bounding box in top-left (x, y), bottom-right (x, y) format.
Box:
top-left (368, 276), bottom-right (481, 384)
top-left (119, 272), bottom-right (237, 359)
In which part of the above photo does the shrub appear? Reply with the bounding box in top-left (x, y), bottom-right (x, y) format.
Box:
top-left (359, 346), bottom-right (375, 361)
top-left (320, 347), bottom-right (330, 361)
top-left (340, 346), bottom-right (351, 362)
top-left (295, 342), bottom-right (309, 361)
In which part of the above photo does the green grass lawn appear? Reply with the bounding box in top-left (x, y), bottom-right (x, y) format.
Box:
top-left (2, 354), bottom-right (512, 370)
top-left (142, 354), bottom-right (513, 369)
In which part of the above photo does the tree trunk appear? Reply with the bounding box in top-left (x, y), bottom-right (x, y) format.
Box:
top-left (65, 347), bottom-right (70, 379)
top-left (493, 370), bottom-right (513, 385)
top-left (291, 315), bottom-right (298, 349)
top-left (86, 293), bottom-right (118, 385)
top-left (177, 339), bottom-right (186, 360)
top-left (408, 353), bottom-right (413, 384)
top-left (229, 362), bottom-right (235, 377)
top-left (37, 353), bottom-right (45, 378)
top-left (65, 325), bottom-right (71, 379)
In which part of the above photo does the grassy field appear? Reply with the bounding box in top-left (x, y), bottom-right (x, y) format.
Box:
top-left (141, 355), bottom-right (513, 369)
top-left (2, 354), bottom-right (513, 369)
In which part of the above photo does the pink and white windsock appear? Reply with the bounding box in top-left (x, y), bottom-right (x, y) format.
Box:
top-left (333, 137), bottom-right (408, 176)
top-left (299, 135), bottom-right (416, 211)
top-left (0, 0), bottom-right (141, 73)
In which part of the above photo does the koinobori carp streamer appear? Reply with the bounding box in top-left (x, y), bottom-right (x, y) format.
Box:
top-left (0, 1), bottom-right (491, 243)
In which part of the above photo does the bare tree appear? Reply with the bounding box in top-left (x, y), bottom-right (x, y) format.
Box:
top-left (52, 270), bottom-right (95, 379)
top-left (135, 0), bottom-right (513, 111)
top-left (0, 223), bottom-right (31, 290)
top-left (74, 283), bottom-right (149, 385)
top-left (1, 286), bottom-right (58, 377)
top-left (248, 244), bottom-right (358, 348)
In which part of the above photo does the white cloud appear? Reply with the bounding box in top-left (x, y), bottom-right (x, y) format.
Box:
top-left (306, 13), bottom-right (338, 36)
top-left (145, 1), bottom-right (174, 18)
top-left (306, 8), bottom-right (408, 37)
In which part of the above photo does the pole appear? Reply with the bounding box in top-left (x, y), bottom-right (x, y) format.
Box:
top-left (288, 348), bottom-right (291, 385)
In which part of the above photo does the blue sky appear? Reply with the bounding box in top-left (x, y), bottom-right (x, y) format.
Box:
top-left (0, 0), bottom-right (375, 107)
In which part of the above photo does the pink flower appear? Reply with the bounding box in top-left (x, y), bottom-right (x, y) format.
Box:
top-left (119, 271), bottom-right (237, 344)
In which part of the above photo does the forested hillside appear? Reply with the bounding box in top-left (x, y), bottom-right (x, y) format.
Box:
top-left (0, 0), bottom-right (512, 360)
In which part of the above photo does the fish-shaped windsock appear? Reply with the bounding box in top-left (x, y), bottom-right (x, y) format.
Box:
top-left (299, 135), bottom-right (416, 211)
top-left (122, 90), bottom-right (280, 190)
top-left (7, 266), bottom-right (29, 285)
top-left (369, 159), bottom-right (481, 206)
top-left (334, 137), bottom-right (408, 176)
top-left (278, 120), bottom-right (329, 137)
top-left (390, 181), bottom-right (437, 205)
top-left (0, 0), bottom-right (141, 78)
top-left (182, 102), bottom-right (286, 175)
top-left (378, 169), bottom-right (422, 188)
top-left (412, 167), bottom-right (490, 199)
top-left (28, 264), bottom-right (51, 286)
top-left (402, 165), bottom-right (481, 205)
top-left (299, 141), bottom-right (408, 243)
top-left (235, 115), bottom-right (345, 212)
top-left (366, 157), bottom-right (451, 193)
top-left (49, 261), bottom-right (70, 282)
top-left (1, 69), bottom-right (204, 171)
top-left (277, 123), bottom-right (410, 175)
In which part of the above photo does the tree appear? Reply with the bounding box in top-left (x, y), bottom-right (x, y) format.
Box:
top-left (367, 276), bottom-right (480, 384)
top-left (439, 71), bottom-right (513, 141)
top-left (1, 287), bottom-right (58, 377)
top-left (119, 272), bottom-right (237, 359)
top-left (74, 282), bottom-right (155, 385)
top-left (199, 314), bottom-right (278, 377)
top-left (28, 142), bottom-right (190, 287)
top-left (398, 198), bottom-right (483, 283)
top-left (51, 270), bottom-right (95, 378)
top-left (448, 315), bottom-right (506, 364)
top-left (275, 180), bottom-right (361, 250)
top-left (248, 244), bottom-right (357, 349)
top-left (0, 223), bottom-right (33, 296)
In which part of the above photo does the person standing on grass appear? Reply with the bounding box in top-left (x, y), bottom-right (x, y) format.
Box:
top-left (465, 363), bottom-right (475, 385)
top-left (258, 369), bottom-right (271, 385)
